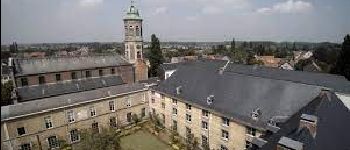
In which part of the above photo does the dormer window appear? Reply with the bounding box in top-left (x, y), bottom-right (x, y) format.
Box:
top-left (251, 108), bottom-right (261, 121)
top-left (207, 95), bottom-right (214, 105)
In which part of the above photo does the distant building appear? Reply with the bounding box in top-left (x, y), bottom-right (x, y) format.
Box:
top-left (23, 51), bottom-right (46, 58)
top-left (171, 56), bottom-right (198, 63)
top-left (255, 55), bottom-right (282, 68)
top-left (279, 62), bottom-right (294, 70)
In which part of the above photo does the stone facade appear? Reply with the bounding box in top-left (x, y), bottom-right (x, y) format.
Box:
top-left (149, 91), bottom-right (264, 150)
top-left (1, 90), bottom-right (149, 150)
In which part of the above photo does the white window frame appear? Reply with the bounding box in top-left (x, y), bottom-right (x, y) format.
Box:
top-left (70, 129), bottom-right (80, 143)
top-left (90, 106), bottom-right (96, 117)
top-left (202, 109), bottom-right (209, 118)
top-left (109, 101), bottom-right (115, 112)
top-left (172, 99), bottom-right (177, 105)
top-left (221, 130), bottom-right (229, 141)
top-left (202, 121), bottom-right (208, 130)
top-left (44, 116), bottom-right (53, 129)
top-left (186, 114), bottom-right (192, 122)
top-left (48, 135), bottom-right (59, 149)
top-left (67, 110), bottom-right (75, 123)
top-left (186, 103), bottom-right (192, 110)
top-left (172, 107), bottom-right (178, 116)
top-left (222, 117), bottom-right (230, 127)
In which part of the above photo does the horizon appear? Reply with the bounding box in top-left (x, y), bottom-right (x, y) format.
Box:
top-left (2, 0), bottom-right (349, 44)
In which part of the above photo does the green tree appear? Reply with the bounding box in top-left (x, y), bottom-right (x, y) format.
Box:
top-left (132, 114), bottom-right (140, 126)
top-left (77, 127), bottom-right (121, 150)
top-left (332, 34), bottom-right (350, 80)
top-left (1, 81), bottom-right (13, 106)
top-left (149, 34), bottom-right (164, 77)
top-left (230, 38), bottom-right (235, 51)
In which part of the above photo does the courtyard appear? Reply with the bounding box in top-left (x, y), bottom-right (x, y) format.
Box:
top-left (121, 130), bottom-right (172, 150)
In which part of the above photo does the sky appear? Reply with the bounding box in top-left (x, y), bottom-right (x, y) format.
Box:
top-left (1, 0), bottom-right (350, 44)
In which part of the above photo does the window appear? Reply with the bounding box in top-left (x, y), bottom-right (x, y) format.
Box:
top-left (186, 127), bottom-right (192, 139)
top-left (222, 130), bottom-right (229, 141)
top-left (152, 108), bottom-right (156, 115)
top-left (136, 44), bottom-right (142, 49)
top-left (161, 94), bottom-right (165, 99)
top-left (201, 135), bottom-right (208, 148)
top-left (111, 68), bottom-right (115, 74)
top-left (161, 102), bottom-right (165, 109)
top-left (202, 121), bottom-right (208, 130)
top-left (17, 127), bottom-right (26, 136)
top-left (172, 108), bottom-right (178, 115)
top-left (20, 143), bottom-right (31, 150)
top-left (90, 107), bottom-right (96, 117)
top-left (85, 70), bottom-right (91, 78)
top-left (220, 145), bottom-right (228, 150)
top-left (99, 70), bottom-right (103, 77)
top-left (222, 117), bottom-right (230, 127)
top-left (172, 120), bottom-right (177, 131)
top-left (70, 129), bottom-right (80, 142)
top-left (48, 136), bottom-right (59, 149)
top-left (127, 113), bottom-right (132, 122)
top-left (186, 103), bottom-right (192, 110)
top-left (161, 114), bottom-right (165, 124)
top-left (71, 72), bottom-right (77, 79)
top-left (38, 76), bottom-right (45, 84)
top-left (246, 127), bottom-right (257, 136)
top-left (151, 91), bottom-right (155, 95)
top-left (136, 26), bottom-right (140, 36)
top-left (126, 98), bottom-right (131, 107)
top-left (109, 101), bottom-right (115, 111)
top-left (92, 122), bottom-right (99, 133)
top-left (172, 99), bottom-right (177, 105)
top-left (55, 74), bottom-right (61, 81)
top-left (21, 78), bottom-right (28, 86)
top-left (202, 109), bottom-right (209, 117)
top-left (186, 114), bottom-right (192, 122)
top-left (110, 117), bottom-right (117, 128)
top-left (67, 110), bottom-right (75, 123)
top-left (44, 116), bottom-right (53, 129)
top-left (141, 108), bottom-right (146, 117)
top-left (151, 98), bottom-right (155, 103)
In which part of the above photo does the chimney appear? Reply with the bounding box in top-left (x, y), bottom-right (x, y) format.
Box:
top-left (299, 114), bottom-right (318, 137)
top-left (176, 86), bottom-right (182, 94)
top-left (251, 108), bottom-right (261, 121)
top-left (206, 95), bottom-right (214, 105)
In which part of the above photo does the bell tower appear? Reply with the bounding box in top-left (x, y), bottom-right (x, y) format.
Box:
top-left (123, 0), bottom-right (148, 81)
top-left (123, 0), bottom-right (143, 64)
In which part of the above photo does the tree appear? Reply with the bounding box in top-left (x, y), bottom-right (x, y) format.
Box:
top-left (149, 34), bottom-right (164, 77)
top-left (1, 81), bottom-right (13, 106)
top-left (132, 114), bottom-right (140, 126)
top-left (230, 38), bottom-right (235, 51)
top-left (77, 127), bottom-right (121, 150)
top-left (332, 34), bottom-right (350, 80)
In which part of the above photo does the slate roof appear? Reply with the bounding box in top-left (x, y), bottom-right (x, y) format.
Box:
top-left (155, 61), bottom-right (324, 129)
top-left (14, 55), bottom-right (129, 76)
top-left (1, 83), bottom-right (145, 121)
top-left (17, 76), bottom-right (124, 101)
top-left (226, 64), bottom-right (350, 93)
top-left (262, 92), bottom-right (350, 150)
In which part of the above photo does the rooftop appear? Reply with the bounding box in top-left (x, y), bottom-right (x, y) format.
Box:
top-left (156, 60), bottom-right (324, 129)
top-left (17, 75), bottom-right (124, 101)
top-left (2, 83), bottom-right (146, 121)
top-left (14, 55), bottom-right (129, 76)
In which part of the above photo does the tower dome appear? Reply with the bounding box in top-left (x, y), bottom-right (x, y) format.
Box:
top-left (124, 1), bottom-right (142, 20)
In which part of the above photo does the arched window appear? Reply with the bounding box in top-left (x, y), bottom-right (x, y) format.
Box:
top-left (137, 51), bottom-right (141, 58)
top-left (136, 26), bottom-right (140, 36)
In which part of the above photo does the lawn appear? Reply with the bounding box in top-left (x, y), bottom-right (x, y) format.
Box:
top-left (121, 130), bottom-right (172, 150)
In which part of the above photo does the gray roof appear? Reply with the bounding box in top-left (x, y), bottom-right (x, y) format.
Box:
top-left (14, 55), bottom-right (129, 76)
top-left (226, 64), bottom-right (350, 93)
top-left (17, 76), bottom-right (124, 101)
top-left (2, 83), bottom-right (145, 121)
top-left (278, 137), bottom-right (303, 150)
top-left (155, 61), bottom-right (323, 129)
top-left (160, 59), bottom-right (226, 71)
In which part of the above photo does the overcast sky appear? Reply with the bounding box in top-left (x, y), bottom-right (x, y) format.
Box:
top-left (1, 0), bottom-right (349, 44)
